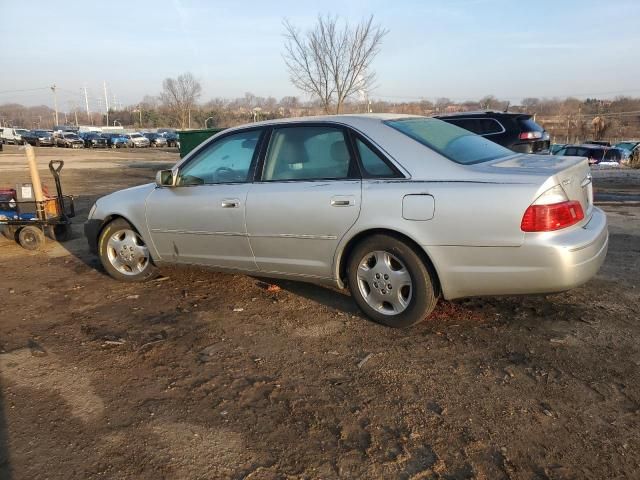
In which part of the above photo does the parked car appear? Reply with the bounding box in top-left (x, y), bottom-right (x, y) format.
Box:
top-left (614, 141), bottom-right (640, 163)
top-left (1, 127), bottom-right (30, 145)
top-left (435, 111), bottom-right (550, 153)
top-left (55, 132), bottom-right (84, 148)
top-left (85, 114), bottom-right (607, 328)
top-left (554, 144), bottom-right (614, 165)
top-left (160, 131), bottom-right (179, 147)
top-left (143, 132), bottom-right (168, 147)
top-left (22, 130), bottom-right (55, 147)
top-left (101, 133), bottom-right (129, 148)
top-left (125, 133), bottom-right (150, 148)
top-left (79, 132), bottom-right (108, 148)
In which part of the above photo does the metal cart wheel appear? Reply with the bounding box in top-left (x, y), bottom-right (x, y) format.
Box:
top-left (18, 226), bottom-right (46, 251)
top-left (46, 224), bottom-right (73, 242)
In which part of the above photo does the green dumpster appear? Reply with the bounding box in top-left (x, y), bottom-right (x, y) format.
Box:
top-left (177, 128), bottom-right (225, 158)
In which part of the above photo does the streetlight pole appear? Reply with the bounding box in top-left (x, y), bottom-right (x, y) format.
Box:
top-left (83, 86), bottom-right (92, 125)
top-left (103, 81), bottom-right (109, 126)
top-left (204, 116), bottom-right (214, 128)
top-left (113, 120), bottom-right (121, 127)
top-left (51, 84), bottom-right (59, 126)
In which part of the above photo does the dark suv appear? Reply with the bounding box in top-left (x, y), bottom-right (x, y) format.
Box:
top-left (435, 111), bottom-right (550, 153)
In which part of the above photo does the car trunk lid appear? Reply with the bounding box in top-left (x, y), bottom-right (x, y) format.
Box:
top-left (479, 153), bottom-right (594, 222)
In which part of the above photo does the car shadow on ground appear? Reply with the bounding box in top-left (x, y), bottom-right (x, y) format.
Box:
top-left (253, 277), bottom-right (361, 315)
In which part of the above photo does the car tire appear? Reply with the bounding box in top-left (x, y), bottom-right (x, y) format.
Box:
top-left (98, 218), bottom-right (158, 282)
top-left (347, 234), bottom-right (438, 328)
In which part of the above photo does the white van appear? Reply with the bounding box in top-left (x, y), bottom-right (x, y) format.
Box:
top-left (1, 127), bottom-right (29, 144)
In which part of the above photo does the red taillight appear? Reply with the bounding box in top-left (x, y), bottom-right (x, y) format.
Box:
top-left (521, 201), bottom-right (584, 232)
top-left (519, 131), bottom-right (542, 140)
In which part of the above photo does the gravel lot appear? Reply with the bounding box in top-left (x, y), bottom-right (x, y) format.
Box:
top-left (0, 145), bottom-right (639, 479)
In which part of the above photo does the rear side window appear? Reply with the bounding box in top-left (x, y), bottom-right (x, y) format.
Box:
top-left (262, 126), bottom-right (353, 181)
top-left (385, 118), bottom-right (512, 165)
top-left (445, 118), bottom-right (503, 135)
top-left (355, 138), bottom-right (396, 177)
top-left (517, 117), bottom-right (544, 133)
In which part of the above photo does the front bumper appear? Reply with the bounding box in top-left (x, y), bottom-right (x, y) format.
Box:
top-left (428, 207), bottom-right (609, 300)
top-left (84, 219), bottom-right (102, 254)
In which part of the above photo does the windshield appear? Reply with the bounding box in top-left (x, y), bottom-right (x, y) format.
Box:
top-left (64, 133), bottom-right (79, 139)
top-left (131, 133), bottom-right (142, 138)
top-left (385, 117), bottom-right (513, 165)
top-left (16, 129), bottom-right (29, 135)
top-left (614, 142), bottom-right (638, 152)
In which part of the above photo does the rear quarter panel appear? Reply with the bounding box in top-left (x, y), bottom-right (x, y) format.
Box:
top-left (334, 178), bottom-right (541, 286)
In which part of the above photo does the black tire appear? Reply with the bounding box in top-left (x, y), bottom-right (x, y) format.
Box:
top-left (98, 218), bottom-right (158, 282)
top-left (2, 226), bottom-right (17, 241)
top-left (47, 224), bottom-right (73, 242)
top-left (347, 234), bottom-right (438, 328)
top-left (18, 226), bottom-right (46, 251)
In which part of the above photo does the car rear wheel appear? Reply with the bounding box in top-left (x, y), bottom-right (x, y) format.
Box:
top-left (98, 219), bottom-right (158, 282)
top-left (347, 234), bottom-right (438, 328)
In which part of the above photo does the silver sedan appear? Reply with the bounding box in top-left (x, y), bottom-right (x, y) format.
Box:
top-left (85, 114), bottom-right (608, 327)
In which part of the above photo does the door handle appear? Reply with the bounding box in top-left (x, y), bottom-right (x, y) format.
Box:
top-left (330, 196), bottom-right (354, 207)
top-left (221, 199), bottom-right (240, 208)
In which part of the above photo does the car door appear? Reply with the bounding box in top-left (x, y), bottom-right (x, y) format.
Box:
top-left (145, 128), bottom-right (263, 270)
top-left (245, 124), bottom-right (362, 280)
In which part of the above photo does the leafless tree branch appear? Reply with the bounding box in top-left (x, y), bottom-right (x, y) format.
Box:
top-left (282, 15), bottom-right (388, 114)
top-left (160, 72), bottom-right (202, 129)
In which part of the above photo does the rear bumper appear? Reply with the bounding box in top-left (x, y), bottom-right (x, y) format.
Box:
top-left (428, 207), bottom-right (608, 300)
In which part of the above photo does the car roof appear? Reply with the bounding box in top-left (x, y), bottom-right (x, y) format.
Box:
top-left (229, 113), bottom-right (419, 130)
top-left (434, 110), bottom-right (528, 119)
top-left (563, 144), bottom-right (607, 150)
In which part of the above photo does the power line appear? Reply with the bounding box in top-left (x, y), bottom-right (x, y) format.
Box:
top-left (0, 87), bottom-right (49, 95)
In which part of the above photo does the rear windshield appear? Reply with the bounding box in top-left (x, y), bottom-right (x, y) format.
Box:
top-left (385, 118), bottom-right (513, 165)
top-left (517, 117), bottom-right (544, 132)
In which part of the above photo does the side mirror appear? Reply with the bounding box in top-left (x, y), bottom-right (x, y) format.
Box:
top-left (155, 169), bottom-right (175, 187)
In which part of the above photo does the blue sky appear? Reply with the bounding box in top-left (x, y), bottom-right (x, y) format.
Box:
top-left (2, 0), bottom-right (639, 109)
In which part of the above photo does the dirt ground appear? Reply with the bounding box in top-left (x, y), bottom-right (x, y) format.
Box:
top-left (0, 144), bottom-right (638, 480)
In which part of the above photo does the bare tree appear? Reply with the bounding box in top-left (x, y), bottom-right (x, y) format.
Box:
top-left (160, 73), bottom-right (202, 129)
top-left (283, 15), bottom-right (388, 114)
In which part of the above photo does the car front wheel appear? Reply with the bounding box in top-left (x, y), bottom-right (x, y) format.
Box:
top-left (98, 219), bottom-right (158, 282)
top-left (347, 234), bottom-right (438, 328)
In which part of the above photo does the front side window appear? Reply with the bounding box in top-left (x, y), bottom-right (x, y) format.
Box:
top-left (177, 129), bottom-right (261, 185)
top-left (386, 118), bottom-right (512, 165)
top-left (355, 138), bottom-right (396, 177)
top-left (262, 126), bottom-right (352, 181)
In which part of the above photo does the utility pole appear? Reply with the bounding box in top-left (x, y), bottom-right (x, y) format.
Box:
top-left (83, 86), bottom-right (92, 125)
top-left (103, 81), bottom-right (109, 126)
top-left (51, 84), bottom-right (59, 126)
